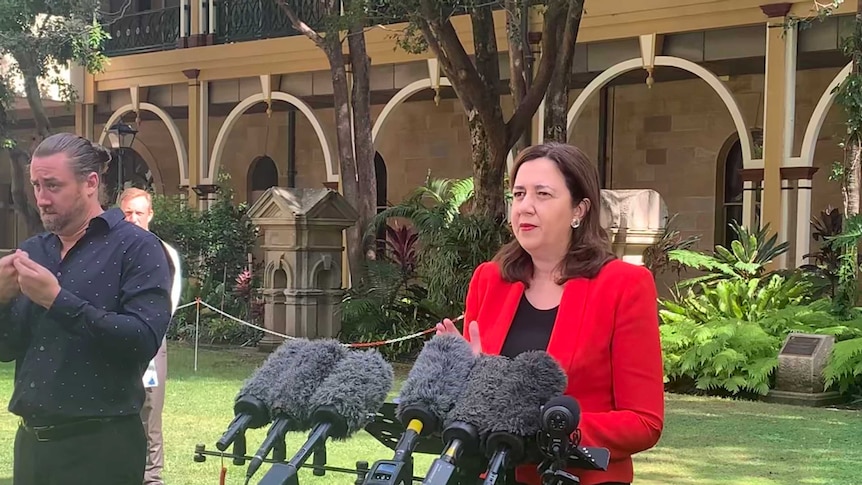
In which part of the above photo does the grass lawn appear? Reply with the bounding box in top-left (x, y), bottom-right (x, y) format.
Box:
top-left (1, 342), bottom-right (861, 484)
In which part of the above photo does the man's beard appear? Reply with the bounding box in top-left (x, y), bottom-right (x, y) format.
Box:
top-left (41, 191), bottom-right (87, 234)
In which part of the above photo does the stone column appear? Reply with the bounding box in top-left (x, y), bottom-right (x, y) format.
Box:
top-left (759, 3), bottom-right (796, 267)
top-left (741, 169), bottom-right (764, 231)
top-left (784, 167), bottom-right (819, 268)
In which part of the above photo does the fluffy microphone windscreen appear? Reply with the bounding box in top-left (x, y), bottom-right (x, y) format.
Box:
top-left (396, 334), bottom-right (476, 424)
top-left (485, 350), bottom-right (567, 437)
top-left (235, 337), bottom-right (310, 405)
top-left (268, 338), bottom-right (348, 426)
top-left (445, 354), bottom-right (515, 434)
top-left (308, 349), bottom-right (394, 439)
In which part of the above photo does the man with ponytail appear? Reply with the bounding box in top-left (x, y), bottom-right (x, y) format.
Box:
top-left (0, 133), bottom-right (173, 484)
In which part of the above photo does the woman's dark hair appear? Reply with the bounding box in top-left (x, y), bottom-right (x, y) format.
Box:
top-left (492, 142), bottom-right (615, 285)
top-left (32, 133), bottom-right (112, 181)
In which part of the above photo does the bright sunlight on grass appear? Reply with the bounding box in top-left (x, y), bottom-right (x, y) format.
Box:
top-left (1, 342), bottom-right (861, 485)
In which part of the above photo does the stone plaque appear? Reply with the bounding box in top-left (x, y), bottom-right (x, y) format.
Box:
top-left (766, 333), bottom-right (844, 407)
top-left (782, 336), bottom-right (820, 356)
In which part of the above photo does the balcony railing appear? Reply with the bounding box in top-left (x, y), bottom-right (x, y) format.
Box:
top-left (213, 0), bottom-right (431, 45)
top-left (99, 1), bottom-right (500, 54)
top-left (214, 0), bottom-right (328, 44)
top-left (103, 6), bottom-right (181, 57)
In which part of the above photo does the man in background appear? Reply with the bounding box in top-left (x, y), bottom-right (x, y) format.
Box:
top-left (119, 187), bottom-right (183, 485)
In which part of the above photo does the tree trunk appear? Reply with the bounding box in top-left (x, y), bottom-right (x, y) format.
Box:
top-left (506, 0), bottom-right (529, 154)
top-left (469, 114), bottom-right (508, 220)
top-left (345, 5), bottom-right (378, 264)
top-left (8, 147), bottom-right (43, 234)
top-left (543, 0), bottom-right (583, 142)
top-left (845, 142), bottom-right (861, 217)
top-left (326, 40), bottom-right (365, 283)
top-left (22, 73), bottom-right (52, 138)
top-left (849, 0), bottom-right (862, 218)
top-left (4, 68), bottom-right (54, 237)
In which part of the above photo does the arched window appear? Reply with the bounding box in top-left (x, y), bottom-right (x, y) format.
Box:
top-left (248, 156), bottom-right (279, 204)
top-left (716, 130), bottom-right (761, 248)
top-left (375, 152), bottom-right (388, 213)
top-left (375, 153), bottom-right (388, 255)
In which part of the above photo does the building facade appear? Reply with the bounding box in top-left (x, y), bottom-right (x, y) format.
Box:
top-left (0, 0), bottom-right (855, 275)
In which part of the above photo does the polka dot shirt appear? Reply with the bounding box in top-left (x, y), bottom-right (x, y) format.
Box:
top-left (0, 208), bottom-right (172, 425)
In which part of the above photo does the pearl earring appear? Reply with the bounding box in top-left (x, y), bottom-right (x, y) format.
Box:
top-left (571, 218), bottom-right (581, 229)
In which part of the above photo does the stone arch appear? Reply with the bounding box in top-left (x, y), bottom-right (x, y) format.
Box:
top-left (567, 56), bottom-right (753, 168)
top-left (311, 256), bottom-right (341, 290)
top-left (104, 136), bottom-right (165, 194)
top-left (264, 258), bottom-right (293, 289)
top-left (800, 62), bottom-right (852, 167)
top-left (98, 103), bottom-right (189, 185)
top-left (104, 147), bottom-right (154, 204)
top-left (371, 78), bottom-right (516, 172)
top-left (209, 93), bottom-right (335, 184)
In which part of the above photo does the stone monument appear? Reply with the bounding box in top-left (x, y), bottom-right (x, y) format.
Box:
top-left (246, 187), bottom-right (358, 351)
top-left (765, 333), bottom-right (844, 407)
top-left (599, 189), bottom-right (668, 266)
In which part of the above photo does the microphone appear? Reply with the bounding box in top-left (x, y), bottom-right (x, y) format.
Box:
top-left (421, 354), bottom-right (513, 485)
top-left (537, 396), bottom-right (610, 485)
top-left (258, 348), bottom-right (394, 485)
top-left (481, 351), bottom-right (567, 485)
top-left (542, 395), bottom-right (580, 459)
top-left (363, 334), bottom-right (476, 485)
top-left (216, 338), bottom-right (310, 452)
top-left (245, 339), bottom-right (348, 481)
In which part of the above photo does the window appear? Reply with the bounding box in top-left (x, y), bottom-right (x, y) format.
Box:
top-left (716, 130), bottom-right (761, 248)
top-left (720, 140), bottom-right (744, 248)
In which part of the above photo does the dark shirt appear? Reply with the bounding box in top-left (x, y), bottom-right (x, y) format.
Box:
top-left (0, 208), bottom-right (172, 425)
top-left (499, 294), bottom-right (558, 358)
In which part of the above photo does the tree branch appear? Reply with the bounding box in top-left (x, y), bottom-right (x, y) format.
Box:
top-left (469, 4), bottom-right (506, 138)
top-left (506, 0), bottom-right (527, 112)
top-left (275, 0), bottom-right (328, 51)
top-left (544, 0), bottom-right (583, 142)
top-left (8, 146), bottom-right (43, 234)
top-left (414, 17), bottom-right (457, 79)
top-left (505, 0), bottom-right (568, 148)
top-left (419, 0), bottom-right (495, 120)
top-left (21, 73), bottom-right (52, 138)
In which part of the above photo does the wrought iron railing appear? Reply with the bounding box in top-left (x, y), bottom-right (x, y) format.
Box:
top-left (214, 0), bottom-right (329, 44)
top-left (103, 7), bottom-right (181, 57)
top-left (213, 0), bottom-right (503, 45)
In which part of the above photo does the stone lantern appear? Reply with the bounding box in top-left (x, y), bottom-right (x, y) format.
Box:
top-left (246, 187), bottom-right (358, 350)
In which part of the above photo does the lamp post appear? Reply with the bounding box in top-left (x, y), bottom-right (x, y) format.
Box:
top-left (107, 122), bottom-right (138, 198)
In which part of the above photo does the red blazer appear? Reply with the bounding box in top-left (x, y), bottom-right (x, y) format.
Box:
top-left (463, 259), bottom-right (664, 485)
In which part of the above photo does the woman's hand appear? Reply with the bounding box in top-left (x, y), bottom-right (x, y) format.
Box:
top-left (435, 318), bottom-right (482, 355)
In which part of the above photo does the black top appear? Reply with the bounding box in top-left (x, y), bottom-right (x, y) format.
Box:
top-left (499, 294), bottom-right (558, 358)
top-left (0, 208), bottom-right (172, 425)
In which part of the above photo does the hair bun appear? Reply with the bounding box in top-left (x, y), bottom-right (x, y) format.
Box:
top-left (91, 142), bottom-right (112, 175)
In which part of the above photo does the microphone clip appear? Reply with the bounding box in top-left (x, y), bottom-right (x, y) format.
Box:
top-left (537, 429), bottom-right (579, 485)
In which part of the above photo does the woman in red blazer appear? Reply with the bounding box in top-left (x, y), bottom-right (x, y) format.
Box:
top-left (437, 142), bottom-right (664, 485)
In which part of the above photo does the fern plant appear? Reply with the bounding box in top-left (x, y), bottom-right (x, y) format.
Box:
top-left (825, 338), bottom-right (862, 393)
top-left (658, 272), bottom-right (862, 396)
top-left (368, 173), bottom-right (474, 239)
top-left (642, 213), bottom-right (702, 277)
top-left (366, 173), bottom-right (513, 316)
top-left (669, 221), bottom-right (789, 288)
top-left (660, 317), bottom-right (780, 395)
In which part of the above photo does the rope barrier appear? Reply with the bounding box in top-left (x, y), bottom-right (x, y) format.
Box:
top-left (178, 297), bottom-right (464, 350)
